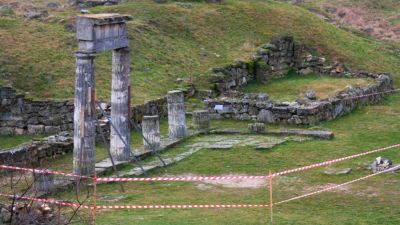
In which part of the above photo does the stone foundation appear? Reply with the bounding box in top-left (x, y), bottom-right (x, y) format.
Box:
top-left (205, 36), bottom-right (394, 125)
top-left (0, 86), bottom-right (74, 135)
top-left (206, 72), bottom-right (393, 125)
top-left (0, 132), bottom-right (73, 164)
top-left (0, 86), bottom-right (169, 136)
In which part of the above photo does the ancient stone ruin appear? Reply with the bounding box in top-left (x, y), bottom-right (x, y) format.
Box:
top-left (142, 115), bottom-right (161, 150)
top-left (0, 86), bottom-right (74, 135)
top-left (167, 90), bottom-right (188, 139)
top-left (74, 13), bottom-right (133, 175)
top-left (205, 36), bottom-right (394, 125)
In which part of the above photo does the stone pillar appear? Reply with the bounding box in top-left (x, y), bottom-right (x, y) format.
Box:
top-left (142, 115), bottom-right (161, 150)
top-left (33, 172), bottom-right (54, 192)
top-left (110, 47), bottom-right (131, 161)
top-left (192, 110), bottom-right (210, 131)
top-left (73, 52), bottom-right (96, 176)
top-left (167, 90), bottom-right (187, 139)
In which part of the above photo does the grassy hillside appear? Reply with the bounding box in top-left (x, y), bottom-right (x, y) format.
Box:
top-left (0, 0), bottom-right (399, 103)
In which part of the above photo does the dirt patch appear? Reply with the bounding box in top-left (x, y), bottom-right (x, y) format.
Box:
top-left (202, 179), bottom-right (268, 189)
top-left (320, 4), bottom-right (400, 43)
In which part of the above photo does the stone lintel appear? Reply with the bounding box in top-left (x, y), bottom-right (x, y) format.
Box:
top-left (76, 13), bottom-right (132, 52)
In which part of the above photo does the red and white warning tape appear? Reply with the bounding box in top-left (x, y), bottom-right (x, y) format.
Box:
top-left (274, 164), bottom-right (400, 205)
top-left (271, 144), bottom-right (400, 177)
top-left (0, 165), bottom-right (90, 179)
top-left (95, 204), bottom-right (270, 209)
top-left (96, 144), bottom-right (400, 182)
top-left (0, 193), bottom-right (91, 209)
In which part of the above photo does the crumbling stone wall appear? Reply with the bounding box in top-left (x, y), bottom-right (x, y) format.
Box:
top-left (0, 87), bottom-right (74, 135)
top-left (0, 132), bottom-right (72, 164)
top-left (205, 36), bottom-right (395, 124)
top-left (206, 72), bottom-right (393, 125)
top-left (209, 36), bottom-right (308, 93)
top-left (0, 86), bottom-right (168, 135)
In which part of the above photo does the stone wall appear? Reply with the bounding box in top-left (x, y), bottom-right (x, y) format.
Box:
top-left (0, 87), bottom-right (74, 135)
top-left (0, 86), bottom-right (169, 135)
top-left (0, 132), bottom-right (72, 164)
top-left (205, 36), bottom-right (395, 125)
top-left (209, 36), bottom-right (309, 93)
top-left (205, 72), bottom-right (393, 125)
top-left (131, 97), bottom-right (168, 122)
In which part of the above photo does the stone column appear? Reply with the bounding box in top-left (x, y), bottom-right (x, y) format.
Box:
top-left (192, 110), bottom-right (210, 131)
top-left (33, 172), bottom-right (54, 192)
top-left (142, 115), bottom-right (161, 150)
top-left (167, 90), bottom-right (187, 139)
top-left (73, 52), bottom-right (96, 176)
top-left (110, 47), bottom-right (131, 161)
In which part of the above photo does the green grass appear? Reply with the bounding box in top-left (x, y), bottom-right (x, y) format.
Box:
top-left (0, 0), bottom-right (399, 103)
top-left (0, 134), bottom-right (46, 150)
top-left (242, 71), bottom-right (373, 101)
top-left (1, 0), bottom-right (400, 224)
top-left (41, 92), bottom-right (400, 225)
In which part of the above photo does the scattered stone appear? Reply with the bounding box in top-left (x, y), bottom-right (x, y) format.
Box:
top-left (24, 9), bottom-right (49, 19)
top-left (361, 27), bottom-right (374, 34)
top-left (304, 89), bottom-right (317, 100)
top-left (368, 157), bottom-right (392, 173)
top-left (323, 167), bottom-right (352, 175)
top-left (248, 123), bottom-right (265, 133)
top-left (11, 203), bottom-right (66, 224)
top-left (176, 2), bottom-right (192, 9)
top-left (298, 67), bottom-right (313, 75)
top-left (325, 6), bottom-right (337, 14)
top-left (338, 11), bottom-right (346, 18)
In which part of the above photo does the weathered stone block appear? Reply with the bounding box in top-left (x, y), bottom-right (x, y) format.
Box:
top-left (192, 110), bottom-right (210, 131)
top-left (248, 123), bottom-right (265, 133)
top-left (45, 126), bottom-right (61, 134)
top-left (142, 115), bottom-right (161, 150)
top-left (28, 125), bottom-right (45, 134)
top-left (77, 14), bottom-right (132, 52)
